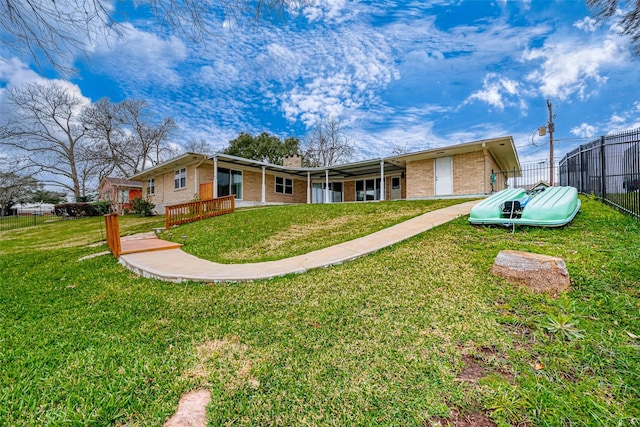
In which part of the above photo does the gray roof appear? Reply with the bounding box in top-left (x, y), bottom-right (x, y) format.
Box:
top-left (102, 177), bottom-right (143, 188)
top-left (128, 136), bottom-right (520, 180)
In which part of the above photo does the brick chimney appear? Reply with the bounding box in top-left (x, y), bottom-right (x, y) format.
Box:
top-left (283, 154), bottom-right (302, 168)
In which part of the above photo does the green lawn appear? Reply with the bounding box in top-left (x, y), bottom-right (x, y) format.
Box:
top-left (171, 199), bottom-right (470, 263)
top-left (1, 197), bottom-right (638, 426)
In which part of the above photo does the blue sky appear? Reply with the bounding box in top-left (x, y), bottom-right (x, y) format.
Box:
top-left (2, 0), bottom-right (640, 165)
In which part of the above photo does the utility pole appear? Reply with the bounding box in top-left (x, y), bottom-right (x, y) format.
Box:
top-left (547, 99), bottom-right (555, 186)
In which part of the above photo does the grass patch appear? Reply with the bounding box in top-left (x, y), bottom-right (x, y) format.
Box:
top-left (169, 199), bottom-right (468, 263)
top-left (0, 215), bottom-right (164, 255)
top-left (1, 196), bottom-right (638, 425)
top-left (604, 191), bottom-right (639, 218)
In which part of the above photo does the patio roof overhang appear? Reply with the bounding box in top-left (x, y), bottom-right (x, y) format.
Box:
top-left (128, 135), bottom-right (520, 183)
top-left (212, 153), bottom-right (405, 180)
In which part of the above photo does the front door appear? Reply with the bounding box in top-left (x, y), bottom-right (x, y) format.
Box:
top-left (435, 156), bottom-right (453, 196)
top-left (390, 176), bottom-right (402, 200)
top-left (312, 183), bottom-right (324, 203)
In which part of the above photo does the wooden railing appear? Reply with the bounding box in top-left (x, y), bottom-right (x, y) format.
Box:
top-left (104, 213), bottom-right (121, 257)
top-left (165, 195), bottom-right (235, 229)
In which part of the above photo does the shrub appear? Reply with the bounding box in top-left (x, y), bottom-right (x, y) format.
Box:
top-left (54, 202), bottom-right (96, 217)
top-left (91, 201), bottom-right (112, 215)
top-left (130, 197), bottom-right (155, 217)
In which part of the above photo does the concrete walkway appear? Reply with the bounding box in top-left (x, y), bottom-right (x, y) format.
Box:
top-left (119, 200), bottom-right (478, 282)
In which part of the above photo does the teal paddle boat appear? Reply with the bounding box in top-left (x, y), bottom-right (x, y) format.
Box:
top-left (469, 186), bottom-right (580, 227)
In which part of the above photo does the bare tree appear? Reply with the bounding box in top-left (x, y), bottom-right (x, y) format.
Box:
top-left (0, 82), bottom-right (92, 199)
top-left (587, 0), bottom-right (640, 57)
top-left (390, 143), bottom-right (411, 155)
top-left (0, 0), bottom-right (310, 73)
top-left (0, 83), bottom-right (178, 196)
top-left (0, 170), bottom-right (39, 216)
top-left (120, 100), bottom-right (177, 173)
top-left (183, 138), bottom-right (215, 154)
top-left (83, 98), bottom-right (177, 176)
top-left (303, 117), bottom-right (354, 167)
top-left (81, 98), bottom-right (128, 177)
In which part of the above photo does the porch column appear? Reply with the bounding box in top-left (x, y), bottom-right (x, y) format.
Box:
top-left (380, 159), bottom-right (386, 201)
top-left (213, 156), bottom-right (218, 198)
top-left (483, 148), bottom-right (490, 194)
top-left (195, 166), bottom-right (199, 195)
top-left (325, 169), bottom-right (330, 204)
top-left (307, 171), bottom-right (311, 204)
top-left (261, 166), bottom-right (266, 203)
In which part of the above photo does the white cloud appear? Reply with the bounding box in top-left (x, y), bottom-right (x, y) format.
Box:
top-left (571, 123), bottom-right (597, 138)
top-left (275, 27), bottom-right (397, 127)
top-left (91, 23), bottom-right (187, 88)
top-left (198, 61), bottom-right (239, 88)
top-left (574, 16), bottom-right (598, 32)
top-left (464, 73), bottom-right (525, 112)
top-left (524, 36), bottom-right (626, 100)
top-left (0, 57), bottom-right (90, 117)
top-left (302, 0), bottom-right (352, 23)
top-left (0, 57), bottom-right (41, 90)
top-left (603, 102), bottom-right (640, 133)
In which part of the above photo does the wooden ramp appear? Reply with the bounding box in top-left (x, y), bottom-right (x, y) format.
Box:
top-left (120, 237), bottom-right (182, 255)
top-left (105, 213), bottom-right (182, 258)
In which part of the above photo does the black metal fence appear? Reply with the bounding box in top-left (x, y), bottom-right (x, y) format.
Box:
top-left (559, 128), bottom-right (640, 218)
top-left (492, 161), bottom-right (558, 192)
top-left (0, 209), bottom-right (63, 232)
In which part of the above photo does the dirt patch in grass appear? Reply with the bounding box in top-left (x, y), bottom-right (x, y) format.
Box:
top-left (456, 345), bottom-right (516, 386)
top-left (426, 407), bottom-right (496, 427)
top-left (184, 337), bottom-right (260, 391)
top-left (456, 355), bottom-right (487, 382)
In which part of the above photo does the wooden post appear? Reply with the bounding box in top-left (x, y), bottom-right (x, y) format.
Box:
top-left (104, 213), bottom-right (122, 258)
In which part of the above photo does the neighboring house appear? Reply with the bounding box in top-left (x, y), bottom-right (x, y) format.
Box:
top-left (128, 136), bottom-right (520, 214)
top-left (98, 177), bottom-right (143, 214)
top-left (14, 203), bottom-right (55, 215)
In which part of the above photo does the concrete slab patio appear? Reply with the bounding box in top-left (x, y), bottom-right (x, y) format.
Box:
top-left (118, 200), bottom-right (479, 282)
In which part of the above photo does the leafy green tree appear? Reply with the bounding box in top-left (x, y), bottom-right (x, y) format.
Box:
top-left (223, 132), bottom-right (300, 165)
top-left (587, 0), bottom-right (640, 57)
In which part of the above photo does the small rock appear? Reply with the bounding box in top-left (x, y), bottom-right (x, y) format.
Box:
top-left (490, 250), bottom-right (570, 298)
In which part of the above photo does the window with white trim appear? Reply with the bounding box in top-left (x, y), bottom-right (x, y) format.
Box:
top-left (174, 168), bottom-right (186, 190)
top-left (275, 176), bottom-right (293, 195)
top-left (147, 178), bottom-right (155, 195)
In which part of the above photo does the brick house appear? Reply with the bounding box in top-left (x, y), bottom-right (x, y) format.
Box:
top-left (98, 177), bottom-right (143, 214)
top-left (128, 136), bottom-right (520, 214)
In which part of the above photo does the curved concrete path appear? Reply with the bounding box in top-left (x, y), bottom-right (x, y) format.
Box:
top-left (119, 200), bottom-right (479, 282)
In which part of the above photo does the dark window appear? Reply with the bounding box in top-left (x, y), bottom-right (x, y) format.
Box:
top-left (275, 176), bottom-right (293, 195)
top-left (391, 177), bottom-right (400, 190)
top-left (217, 168), bottom-right (242, 199)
